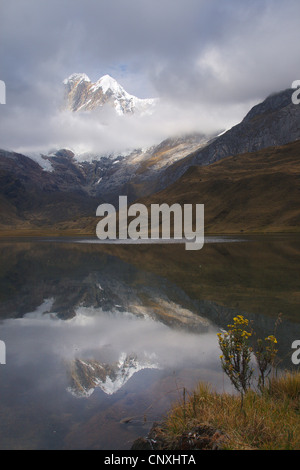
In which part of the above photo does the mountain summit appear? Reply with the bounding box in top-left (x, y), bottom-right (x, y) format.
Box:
top-left (63, 73), bottom-right (157, 115)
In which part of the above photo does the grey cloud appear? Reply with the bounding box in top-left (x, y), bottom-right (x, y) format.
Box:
top-left (0, 0), bottom-right (299, 154)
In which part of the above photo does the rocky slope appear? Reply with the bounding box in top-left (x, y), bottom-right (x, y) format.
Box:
top-left (0, 148), bottom-right (99, 231)
top-left (163, 88), bottom-right (300, 188)
top-left (81, 132), bottom-right (212, 203)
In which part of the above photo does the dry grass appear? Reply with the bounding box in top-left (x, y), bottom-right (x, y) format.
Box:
top-left (161, 370), bottom-right (300, 450)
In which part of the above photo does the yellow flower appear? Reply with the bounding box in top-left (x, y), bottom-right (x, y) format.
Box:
top-left (265, 335), bottom-right (277, 344)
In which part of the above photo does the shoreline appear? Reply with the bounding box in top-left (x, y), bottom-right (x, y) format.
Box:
top-left (0, 229), bottom-right (300, 239)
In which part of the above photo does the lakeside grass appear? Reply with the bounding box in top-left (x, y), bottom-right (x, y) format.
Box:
top-left (159, 370), bottom-right (300, 450)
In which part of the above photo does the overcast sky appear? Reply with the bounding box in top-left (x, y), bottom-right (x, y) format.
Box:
top-left (0, 0), bottom-right (300, 155)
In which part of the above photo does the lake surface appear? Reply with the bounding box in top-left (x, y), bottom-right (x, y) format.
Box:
top-left (0, 235), bottom-right (299, 449)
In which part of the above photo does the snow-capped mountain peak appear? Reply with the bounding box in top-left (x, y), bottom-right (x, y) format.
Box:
top-left (63, 73), bottom-right (157, 116)
top-left (92, 74), bottom-right (123, 94)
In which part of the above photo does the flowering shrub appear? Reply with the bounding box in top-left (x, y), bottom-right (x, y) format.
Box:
top-left (217, 315), bottom-right (279, 399)
top-left (217, 315), bottom-right (253, 396)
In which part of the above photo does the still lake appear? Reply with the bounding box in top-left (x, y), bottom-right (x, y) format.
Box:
top-left (0, 234), bottom-right (299, 449)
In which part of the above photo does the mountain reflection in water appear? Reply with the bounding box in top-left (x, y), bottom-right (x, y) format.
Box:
top-left (0, 235), bottom-right (299, 449)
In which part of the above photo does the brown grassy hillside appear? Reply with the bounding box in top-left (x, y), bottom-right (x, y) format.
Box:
top-left (139, 140), bottom-right (300, 234)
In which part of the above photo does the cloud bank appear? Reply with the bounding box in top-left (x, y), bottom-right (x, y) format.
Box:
top-left (0, 0), bottom-right (299, 155)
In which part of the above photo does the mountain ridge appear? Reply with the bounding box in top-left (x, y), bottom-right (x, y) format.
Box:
top-left (161, 88), bottom-right (300, 189)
